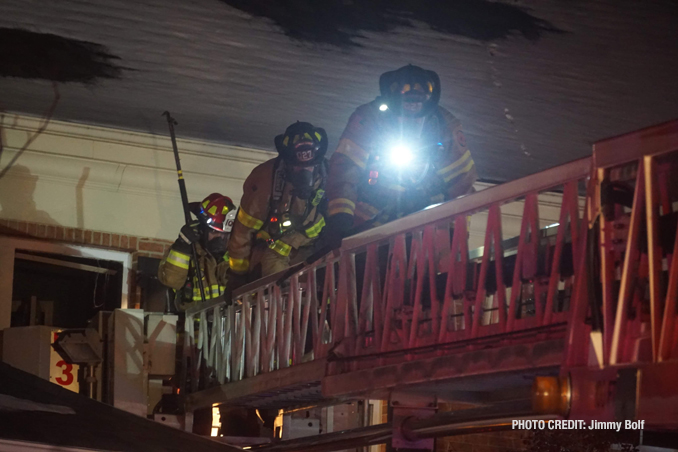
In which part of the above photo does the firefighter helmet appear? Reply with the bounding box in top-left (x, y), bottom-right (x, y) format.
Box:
top-left (274, 121), bottom-right (328, 167)
top-left (189, 193), bottom-right (236, 232)
top-left (378, 65), bottom-right (441, 117)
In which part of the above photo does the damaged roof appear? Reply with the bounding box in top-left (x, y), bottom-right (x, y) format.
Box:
top-left (1, 0), bottom-right (678, 181)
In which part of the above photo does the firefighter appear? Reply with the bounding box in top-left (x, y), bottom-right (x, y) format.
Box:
top-left (322, 64), bottom-right (478, 246)
top-left (158, 193), bottom-right (236, 311)
top-left (227, 121), bottom-right (328, 288)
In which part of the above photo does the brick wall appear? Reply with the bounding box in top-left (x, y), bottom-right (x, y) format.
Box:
top-left (0, 219), bottom-right (173, 307)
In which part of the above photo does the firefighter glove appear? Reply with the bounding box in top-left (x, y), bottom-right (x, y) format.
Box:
top-left (315, 212), bottom-right (353, 252)
top-left (179, 222), bottom-right (201, 245)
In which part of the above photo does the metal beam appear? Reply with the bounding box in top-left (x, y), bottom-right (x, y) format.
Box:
top-left (247, 400), bottom-right (560, 452)
top-left (247, 423), bottom-right (391, 452)
top-left (342, 157), bottom-right (590, 251)
top-left (186, 359), bottom-right (327, 411)
top-left (323, 338), bottom-right (564, 400)
top-left (593, 119), bottom-right (678, 169)
top-left (15, 252), bottom-right (117, 275)
top-left (401, 399), bottom-right (532, 440)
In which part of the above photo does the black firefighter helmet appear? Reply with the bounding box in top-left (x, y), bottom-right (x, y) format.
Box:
top-left (274, 121), bottom-right (328, 167)
top-left (379, 64), bottom-right (441, 117)
top-left (274, 121), bottom-right (328, 200)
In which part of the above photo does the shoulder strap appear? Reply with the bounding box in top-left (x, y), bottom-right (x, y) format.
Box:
top-left (272, 157), bottom-right (286, 203)
top-left (318, 159), bottom-right (328, 191)
top-left (259, 157), bottom-right (284, 234)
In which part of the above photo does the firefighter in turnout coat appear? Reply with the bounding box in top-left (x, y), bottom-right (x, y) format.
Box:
top-left (322, 65), bottom-right (478, 245)
top-left (227, 122), bottom-right (329, 288)
top-left (158, 193), bottom-right (236, 311)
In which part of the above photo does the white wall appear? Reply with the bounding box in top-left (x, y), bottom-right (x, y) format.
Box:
top-left (0, 113), bottom-right (275, 241)
top-left (0, 112), bottom-right (581, 248)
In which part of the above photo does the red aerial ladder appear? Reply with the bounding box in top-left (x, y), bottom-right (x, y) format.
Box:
top-left (180, 120), bottom-right (678, 451)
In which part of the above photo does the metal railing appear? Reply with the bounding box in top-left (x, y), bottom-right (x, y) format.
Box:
top-left (564, 119), bottom-right (678, 368)
top-left (182, 156), bottom-right (593, 391)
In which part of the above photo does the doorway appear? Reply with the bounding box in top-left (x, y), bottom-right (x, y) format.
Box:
top-left (11, 251), bottom-right (123, 328)
top-left (0, 236), bottom-right (132, 330)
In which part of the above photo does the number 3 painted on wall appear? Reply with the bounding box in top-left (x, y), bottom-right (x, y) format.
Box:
top-left (55, 360), bottom-right (74, 386)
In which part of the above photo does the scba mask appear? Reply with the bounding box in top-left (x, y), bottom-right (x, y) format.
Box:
top-left (287, 165), bottom-right (316, 200)
top-left (275, 121), bottom-right (328, 200)
top-left (202, 211), bottom-right (234, 257)
top-left (205, 233), bottom-right (228, 257)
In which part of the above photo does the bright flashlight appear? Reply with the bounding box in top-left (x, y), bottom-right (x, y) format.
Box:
top-left (379, 104), bottom-right (389, 111)
top-left (390, 144), bottom-right (414, 166)
top-left (282, 220), bottom-right (292, 227)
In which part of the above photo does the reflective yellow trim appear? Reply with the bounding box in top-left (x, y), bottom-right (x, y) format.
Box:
top-left (328, 198), bottom-right (355, 216)
top-left (166, 249), bottom-right (190, 270)
top-left (283, 136), bottom-right (289, 146)
top-left (269, 240), bottom-right (292, 256)
top-left (229, 256), bottom-right (250, 273)
top-left (191, 284), bottom-right (222, 301)
top-left (329, 198), bottom-right (355, 210)
top-left (237, 208), bottom-right (264, 230)
top-left (311, 189), bottom-right (325, 206)
top-left (328, 206), bottom-right (354, 216)
top-left (335, 138), bottom-right (368, 169)
top-left (443, 159), bottom-right (475, 183)
top-left (315, 132), bottom-right (322, 141)
top-left (211, 284), bottom-right (221, 298)
top-left (437, 150), bottom-right (471, 177)
top-left (304, 216), bottom-right (326, 238)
